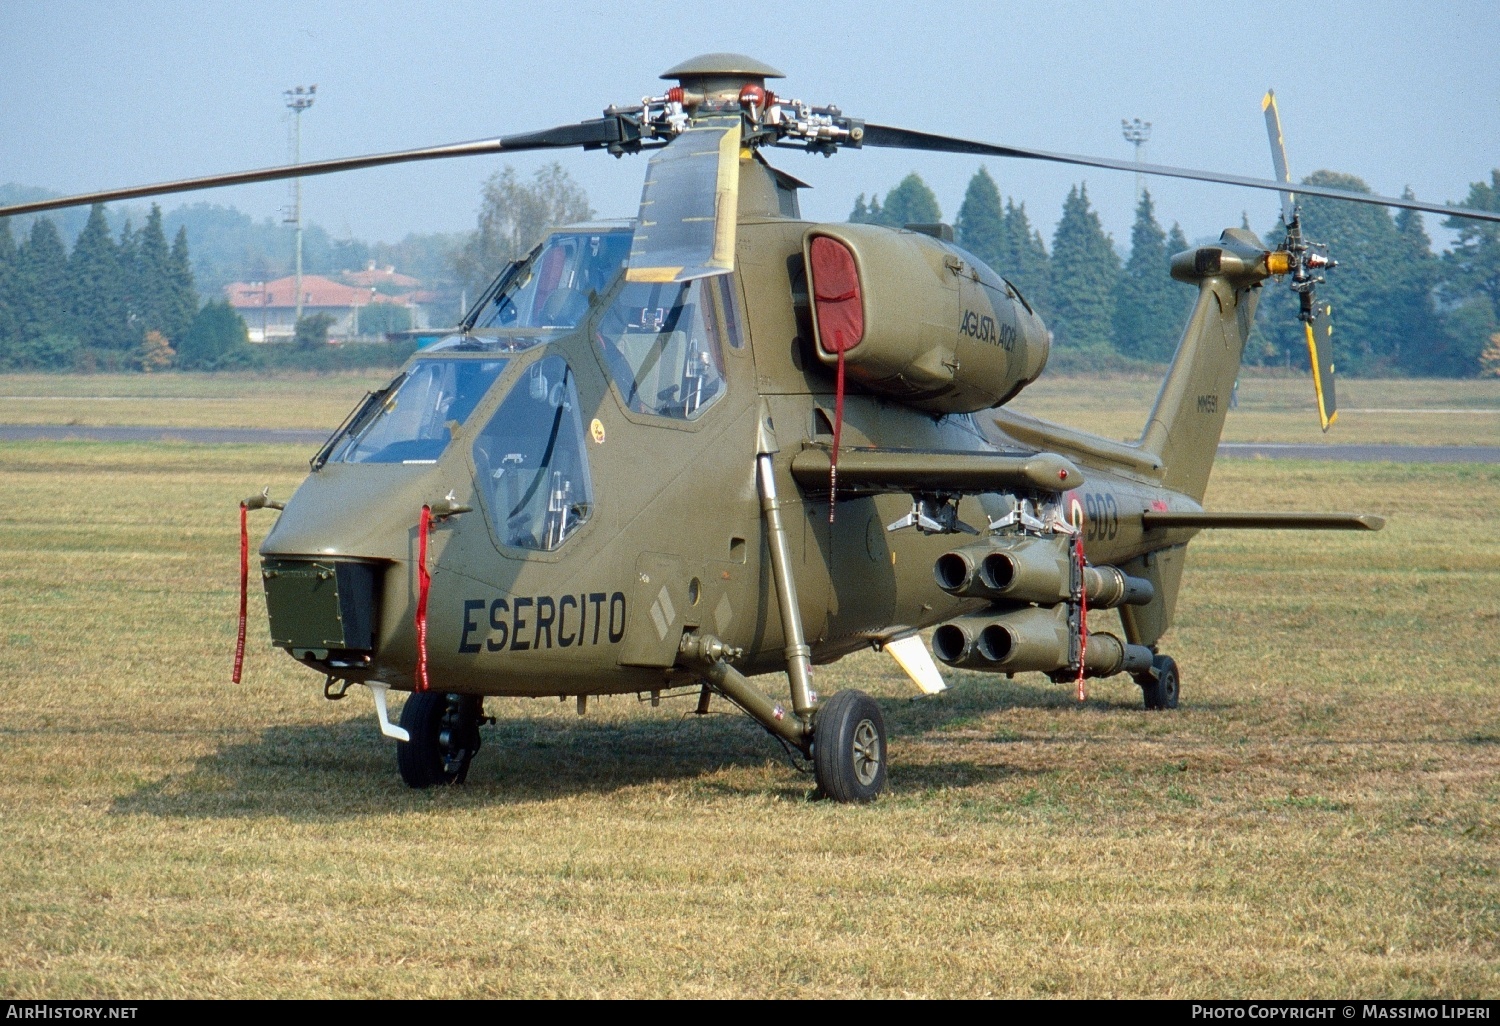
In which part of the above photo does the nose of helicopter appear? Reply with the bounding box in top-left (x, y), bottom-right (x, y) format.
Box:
top-left (257, 459), bottom-right (469, 674)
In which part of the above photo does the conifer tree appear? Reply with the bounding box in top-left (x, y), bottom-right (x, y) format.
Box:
top-left (955, 167), bottom-right (1004, 269)
top-left (1389, 196), bottom-right (1445, 374)
top-left (15, 218), bottom-right (70, 350)
top-left (1112, 191), bottom-right (1192, 361)
top-left (0, 220), bottom-right (17, 365)
top-left (66, 204), bottom-right (131, 353)
top-left (879, 173), bottom-right (941, 227)
top-left (164, 226), bottom-right (199, 345)
top-left (1049, 184), bottom-right (1119, 351)
top-left (849, 194), bottom-right (870, 223)
top-left (133, 205), bottom-right (175, 343)
top-left (1001, 199), bottom-right (1050, 317)
top-left (1439, 170), bottom-right (1500, 374)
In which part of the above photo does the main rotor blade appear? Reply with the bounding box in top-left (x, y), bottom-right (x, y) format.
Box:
top-left (626, 117), bottom-right (740, 283)
top-left (1262, 90), bottom-right (1296, 227)
top-left (859, 123), bottom-right (1500, 225)
top-left (0, 120), bottom-right (628, 219)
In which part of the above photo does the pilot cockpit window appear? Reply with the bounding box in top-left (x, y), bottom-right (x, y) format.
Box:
top-left (595, 277), bottom-right (728, 420)
top-left (479, 231), bottom-right (633, 331)
top-left (331, 358), bottom-right (507, 465)
top-left (472, 355), bottom-right (594, 552)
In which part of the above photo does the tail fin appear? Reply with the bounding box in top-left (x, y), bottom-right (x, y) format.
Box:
top-left (1138, 228), bottom-right (1269, 502)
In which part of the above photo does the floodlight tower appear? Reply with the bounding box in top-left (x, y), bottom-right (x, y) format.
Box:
top-left (1121, 118), bottom-right (1152, 204)
top-left (284, 85), bottom-right (317, 327)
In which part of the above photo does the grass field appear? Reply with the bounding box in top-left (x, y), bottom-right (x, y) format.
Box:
top-left (2, 371), bottom-right (1498, 446)
top-left (0, 431), bottom-right (1495, 997)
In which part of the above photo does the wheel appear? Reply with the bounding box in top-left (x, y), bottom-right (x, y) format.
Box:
top-left (812, 690), bottom-right (887, 803)
top-left (1138, 654), bottom-right (1180, 711)
top-left (397, 691), bottom-right (483, 788)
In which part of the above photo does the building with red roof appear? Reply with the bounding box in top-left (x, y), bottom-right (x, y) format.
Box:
top-left (225, 273), bottom-right (434, 342)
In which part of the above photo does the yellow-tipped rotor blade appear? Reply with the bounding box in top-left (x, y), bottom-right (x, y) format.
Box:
top-left (1304, 302), bottom-right (1338, 432)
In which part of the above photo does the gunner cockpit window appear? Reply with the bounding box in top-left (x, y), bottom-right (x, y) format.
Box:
top-left (472, 355), bottom-right (594, 552)
top-left (330, 358), bottom-right (507, 465)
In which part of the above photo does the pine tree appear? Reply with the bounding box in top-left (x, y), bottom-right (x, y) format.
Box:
top-left (879, 173), bottom-right (941, 227)
top-left (133, 205), bottom-right (175, 343)
top-left (66, 204), bottom-right (131, 354)
top-left (955, 167), bottom-right (1004, 269)
top-left (1440, 170), bottom-right (1500, 375)
top-left (164, 226), bottom-right (198, 345)
top-left (0, 220), bottom-right (17, 366)
top-left (116, 217), bottom-right (141, 348)
top-left (849, 194), bottom-right (870, 223)
top-left (1256, 171), bottom-right (1401, 375)
top-left (1111, 191), bottom-right (1193, 361)
top-left (15, 218), bottom-right (70, 352)
top-left (1001, 200), bottom-right (1050, 317)
top-left (1049, 184), bottom-right (1119, 352)
top-left (1389, 196), bottom-right (1445, 374)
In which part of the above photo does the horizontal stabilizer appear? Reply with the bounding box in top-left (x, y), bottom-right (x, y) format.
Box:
top-left (1142, 511), bottom-right (1384, 531)
top-left (791, 446), bottom-right (1084, 496)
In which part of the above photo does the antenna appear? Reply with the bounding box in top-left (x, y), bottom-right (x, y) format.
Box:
top-left (1121, 118), bottom-right (1152, 204)
top-left (284, 85), bottom-right (317, 329)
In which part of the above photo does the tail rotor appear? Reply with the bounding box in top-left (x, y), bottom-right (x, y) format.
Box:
top-left (1264, 89), bottom-right (1339, 431)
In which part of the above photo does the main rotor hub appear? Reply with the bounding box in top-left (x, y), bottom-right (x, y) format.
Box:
top-left (660, 53), bottom-right (785, 105)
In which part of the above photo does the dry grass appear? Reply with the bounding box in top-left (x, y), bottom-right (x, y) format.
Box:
top-left (3, 372), bottom-right (1499, 446)
top-left (0, 372), bottom-right (390, 430)
top-left (0, 436), bottom-right (1495, 998)
top-left (1011, 375), bottom-right (1500, 447)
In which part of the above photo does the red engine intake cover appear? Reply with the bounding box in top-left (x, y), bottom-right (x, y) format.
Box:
top-left (810, 235), bottom-right (864, 354)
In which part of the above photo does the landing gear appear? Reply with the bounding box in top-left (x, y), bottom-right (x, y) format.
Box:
top-left (812, 690), bottom-right (887, 803)
top-left (397, 691), bottom-right (483, 787)
top-left (1137, 654), bottom-right (1180, 711)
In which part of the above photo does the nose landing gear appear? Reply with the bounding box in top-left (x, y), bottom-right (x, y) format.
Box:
top-left (397, 691), bottom-right (484, 787)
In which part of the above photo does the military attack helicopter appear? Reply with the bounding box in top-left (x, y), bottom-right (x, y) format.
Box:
top-left (8, 55), bottom-right (1498, 802)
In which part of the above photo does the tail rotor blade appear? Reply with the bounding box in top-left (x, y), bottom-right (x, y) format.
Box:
top-left (1305, 301), bottom-right (1337, 432)
top-left (1262, 90), bottom-right (1296, 227)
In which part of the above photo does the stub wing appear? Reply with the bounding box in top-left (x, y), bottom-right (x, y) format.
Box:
top-left (789, 446), bottom-right (1084, 497)
top-left (1143, 511), bottom-right (1384, 531)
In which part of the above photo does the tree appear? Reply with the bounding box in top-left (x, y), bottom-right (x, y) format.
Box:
top-left (66, 204), bottom-right (132, 353)
top-left (1387, 196), bottom-right (1447, 374)
top-left (176, 301), bottom-right (252, 370)
top-left (14, 218), bottom-right (70, 352)
top-left (1255, 171), bottom-right (1402, 375)
top-left (955, 167), bottom-right (1004, 270)
top-left (452, 163), bottom-right (593, 299)
top-left (1049, 184), bottom-right (1119, 352)
top-left (164, 227), bottom-right (198, 345)
top-left (294, 311), bottom-right (336, 349)
top-left (139, 329), bottom-right (174, 372)
top-left (849, 194), bottom-right (871, 223)
top-left (1112, 190), bottom-right (1193, 361)
top-left (1440, 170), bottom-right (1500, 375)
top-left (1000, 199), bottom-right (1050, 317)
top-left (357, 304), bottom-right (412, 337)
top-left (130, 205), bottom-right (175, 343)
top-left (880, 173), bottom-right (941, 227)
top-left (0, 220), bottom-right (17, 365)
top-left (1480, 333), bottom-right (1500, 378)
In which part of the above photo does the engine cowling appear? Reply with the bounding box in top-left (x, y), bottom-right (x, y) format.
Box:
top-left (803, 224), bottom-right (1050, 414)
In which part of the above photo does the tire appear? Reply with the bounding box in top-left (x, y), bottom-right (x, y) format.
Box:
top-left (812, 690), bottom-right (888, 803)
top-left (1139, 654), bottom-right (1180, 711)
top-left (397, 691), bottom-right (483, 788)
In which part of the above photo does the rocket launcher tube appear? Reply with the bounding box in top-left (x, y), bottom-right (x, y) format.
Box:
top-left (934, 537), bottom-right (1154, 608)
top-left (932, 606), bottom-right (1152, 677)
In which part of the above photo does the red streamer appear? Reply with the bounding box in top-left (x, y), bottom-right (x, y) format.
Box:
top-left (414, 505), bottom-right (432, 692)
top-left (830, 346), bottom-right (846, 523)
top-left (1075, 533), bottom-right (1088, 703)
top-left (232, 502), bottom-right (248, 684)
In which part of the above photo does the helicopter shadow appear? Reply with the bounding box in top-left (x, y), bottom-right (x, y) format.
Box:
top-left (110, 707), bottom-right (819, 821)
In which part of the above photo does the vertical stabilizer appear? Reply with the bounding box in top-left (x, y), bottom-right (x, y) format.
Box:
top-left (1138, 229), bottom-right (1267, 502)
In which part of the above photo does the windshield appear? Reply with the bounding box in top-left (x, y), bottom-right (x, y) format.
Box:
top-left (479, 230), bottom-right (634, 331)
top-left (331, 358), bottom-right (507, 464)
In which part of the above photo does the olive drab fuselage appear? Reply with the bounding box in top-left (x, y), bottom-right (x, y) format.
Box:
top-left (258, 157), bottom-right (1213, 698)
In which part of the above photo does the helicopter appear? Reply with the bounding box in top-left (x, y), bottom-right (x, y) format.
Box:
top-left (6, 55), bottom-right (1498, 802)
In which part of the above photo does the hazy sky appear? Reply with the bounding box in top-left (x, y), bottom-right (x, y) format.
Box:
top-left (4, 1), bottom-right (1497, 251)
